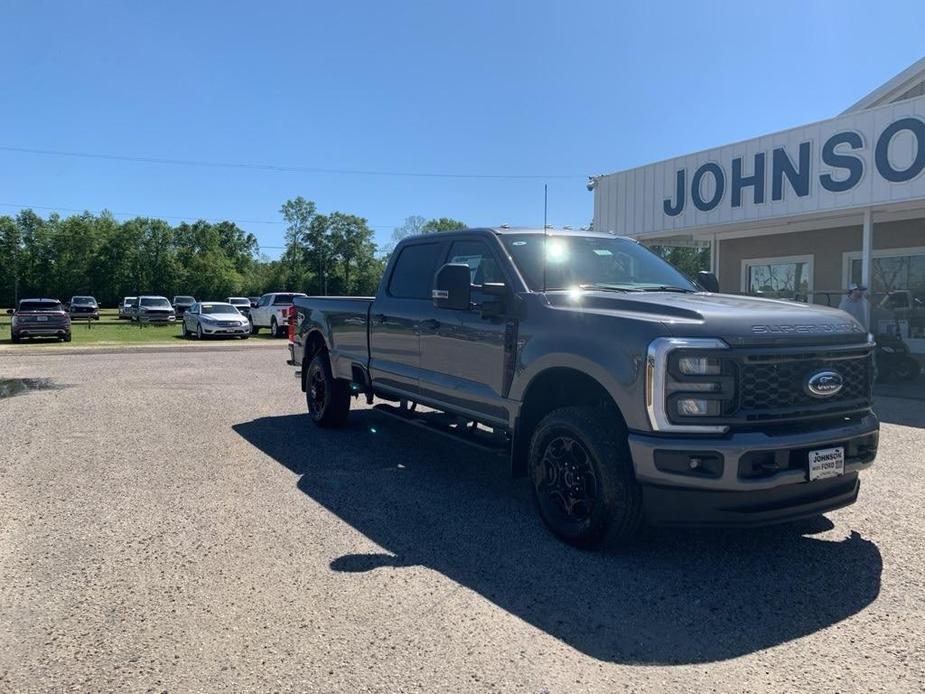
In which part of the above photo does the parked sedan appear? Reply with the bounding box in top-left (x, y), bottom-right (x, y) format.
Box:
top-left (8, 298), bottom-right (71, 343)
top-left (181, 302), bottom-right (250, 339)
top-left (118, 296), bottom-right (136, 320)
top-left (68, 295), bottom-right (100, 321)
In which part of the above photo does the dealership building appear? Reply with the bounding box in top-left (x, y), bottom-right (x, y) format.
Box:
top-left (592, 57), bottom-right (925, 353)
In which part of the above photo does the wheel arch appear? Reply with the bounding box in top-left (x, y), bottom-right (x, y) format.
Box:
top-left (300, 329), bottom-right (330, 391)
top-left (511, 367), bottom-right (627, 477)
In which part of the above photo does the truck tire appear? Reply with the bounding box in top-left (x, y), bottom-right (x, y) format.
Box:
top-left (271, 317), bottom-right (284, 338)
top-left (250, 319), bottom-right (259, 335)
top-left (528, 406), bottom-right (642, 548)
top-left (11, 333), bottom-right (20, 344)
top-left (306, 353), bottom-right (351, 428)
top-left (63, 332), bottom-right (72, 343)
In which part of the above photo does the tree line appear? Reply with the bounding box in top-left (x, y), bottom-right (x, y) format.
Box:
top-left (0, 198), bottom-right (465, 307)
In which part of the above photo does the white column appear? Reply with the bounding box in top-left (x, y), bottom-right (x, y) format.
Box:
top-left (710, 233), bottom-right (719, 274)
top-left (862, 208), bottom-right (873, 329)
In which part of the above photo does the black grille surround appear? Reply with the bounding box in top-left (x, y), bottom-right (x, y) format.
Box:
top-left (666, 342), bottom-right (874, 429)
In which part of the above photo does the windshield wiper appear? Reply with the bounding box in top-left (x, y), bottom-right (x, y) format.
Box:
top-left (578, 283), bottom-right (643, 293)
top-left (635, 285), bottom-right (695, 293)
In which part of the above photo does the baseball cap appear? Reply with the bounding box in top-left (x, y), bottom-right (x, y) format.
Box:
top-left (848, 283), bottom-right (868, 291)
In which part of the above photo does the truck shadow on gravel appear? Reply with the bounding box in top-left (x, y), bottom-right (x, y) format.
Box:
top-left (233, 411), bottom-right (882, 665)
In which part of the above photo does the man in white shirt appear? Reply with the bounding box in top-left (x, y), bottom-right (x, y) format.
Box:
top-left (838, 283), bottom-right (869, 329)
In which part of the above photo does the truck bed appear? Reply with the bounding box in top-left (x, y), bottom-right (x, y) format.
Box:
top-left (293, 296), bottom-right (375, 380)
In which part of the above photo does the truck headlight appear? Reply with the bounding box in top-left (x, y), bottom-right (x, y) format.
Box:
top-left (677, 356), bottom-right (722, 376)
top-left (676, 398), bottom-right (722, 417)
top-left (646, 338), bottom-right (732, 433)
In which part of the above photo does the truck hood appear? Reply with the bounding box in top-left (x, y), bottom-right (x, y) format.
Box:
top-left (545, 290), bottom-right (868, 347)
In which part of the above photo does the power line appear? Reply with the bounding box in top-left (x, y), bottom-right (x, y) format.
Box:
top-left (0, 202), bottom-right (398, 230)
top-left (0, 145), bottom-right (584, 180)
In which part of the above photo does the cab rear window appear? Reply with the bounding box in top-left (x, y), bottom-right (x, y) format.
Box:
top-left (19, 301), bottom-right (62, 311)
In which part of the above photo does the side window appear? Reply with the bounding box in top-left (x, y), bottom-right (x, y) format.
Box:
top-left (259, 295), bottom-right (270, 307)
top-left (388, 243), bottom-right (443, 299)
top-left (447, 239), bottom-right (504, 286)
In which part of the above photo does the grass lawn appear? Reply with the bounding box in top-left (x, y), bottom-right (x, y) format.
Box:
top-left (0, 308), bottom-right (281, 347)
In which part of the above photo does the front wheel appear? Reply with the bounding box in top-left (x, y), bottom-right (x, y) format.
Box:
top-left (63, 332), bottom-right (72, 343)
top-left (306, 353), bottom-right (351, 428)
top-left (529, 406), bottom-right (642, 548)
top-left (196, 324), bottom-right (204, 340)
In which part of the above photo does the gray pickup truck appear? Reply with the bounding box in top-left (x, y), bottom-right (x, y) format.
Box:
top-left (288, 228), bottom-right (878, 547)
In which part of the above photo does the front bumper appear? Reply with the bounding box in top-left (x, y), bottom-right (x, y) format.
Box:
top-left (200, 323), bottom-right (250, 336)
top-left (70, 311), bottom-right (99, 320)
top-left (628, 412), bottom-right (879, 527)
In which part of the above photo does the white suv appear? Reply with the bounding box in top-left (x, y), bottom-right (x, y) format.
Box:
top-left (249, 292), bottom-right (306, 337)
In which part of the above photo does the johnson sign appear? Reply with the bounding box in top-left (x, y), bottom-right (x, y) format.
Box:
top-left (593, 94), bottom-right (925, 236)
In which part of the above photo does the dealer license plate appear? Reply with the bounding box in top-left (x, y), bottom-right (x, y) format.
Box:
top-left (808, 446), bottom-right (844, 481)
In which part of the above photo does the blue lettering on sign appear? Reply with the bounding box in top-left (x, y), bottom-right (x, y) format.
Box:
top-left (731, 152), bottom-right (765, 207)
top-left (691, 163), bottom-right (725, 212)
top-left (661, 115), bottom-right (925, 218)
top-left (820, 131), bottom-right (864, 192)
top-left (875, 117), bottom-right (925, 183)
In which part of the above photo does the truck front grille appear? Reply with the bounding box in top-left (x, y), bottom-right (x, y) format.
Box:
top-left (734, 347), bottom-right (872, 422)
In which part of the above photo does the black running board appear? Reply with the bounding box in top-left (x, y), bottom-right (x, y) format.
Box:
top-left (373, 403), bottom-right (510, 456)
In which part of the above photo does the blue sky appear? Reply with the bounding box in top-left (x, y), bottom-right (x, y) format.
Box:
top-left (1, 1), bottom-right (924, 256)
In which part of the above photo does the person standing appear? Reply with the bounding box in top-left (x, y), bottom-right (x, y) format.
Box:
top-left (838, 283), bottom-right (870, 329)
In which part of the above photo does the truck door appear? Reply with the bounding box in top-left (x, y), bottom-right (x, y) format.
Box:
top-left (368, 241), bottom-right (446, 397)
top-left (418, 238), bottom-right (512, 426)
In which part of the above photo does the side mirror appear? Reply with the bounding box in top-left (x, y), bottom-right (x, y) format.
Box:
top-left (697, 271), bottom-right (719, 293)
top-left (6, 309), bottom-right (13, 315)
top-left (432, 263), bottom-right (471, 310)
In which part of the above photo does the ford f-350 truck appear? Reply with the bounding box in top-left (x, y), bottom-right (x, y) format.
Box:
top-left (288, 228), bottom-right (878, 547)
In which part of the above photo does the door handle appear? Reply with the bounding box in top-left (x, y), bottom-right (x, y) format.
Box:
top-left (373, 313), bottom-right (387, 324)
top-left (419, 319), bottom-right (440, 331)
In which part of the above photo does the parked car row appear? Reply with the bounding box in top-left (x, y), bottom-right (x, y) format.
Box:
top-left (5, 292), bottom-right (306, 343)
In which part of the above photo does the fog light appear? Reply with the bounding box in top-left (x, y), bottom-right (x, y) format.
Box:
top-left (677, 398), bottom-right (720, 417)
top-left (678, 356), bottom-right (722, 375)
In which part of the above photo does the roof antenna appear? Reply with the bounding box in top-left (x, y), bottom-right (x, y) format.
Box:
top-left (542, 183), bottom-right (548, 293)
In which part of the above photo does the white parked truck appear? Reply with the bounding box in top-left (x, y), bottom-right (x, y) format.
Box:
top-left (249, 292), bottom-right (306, 337)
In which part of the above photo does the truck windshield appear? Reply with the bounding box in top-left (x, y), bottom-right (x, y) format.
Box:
top-left (140, 297), bottom-right (171, 308)
top-left (501, 234), bottom-right (697, 292)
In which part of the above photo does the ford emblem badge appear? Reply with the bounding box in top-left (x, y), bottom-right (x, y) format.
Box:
top-left (806, 370), bottom-right (844, 398)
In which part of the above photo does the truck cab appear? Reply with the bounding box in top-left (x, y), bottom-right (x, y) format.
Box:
top-left (290, 228), bottom-right (878, 547)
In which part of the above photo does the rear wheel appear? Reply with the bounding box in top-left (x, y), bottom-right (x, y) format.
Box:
top-left (529, 406), bottom-right (642, 548)
top-left (306, 352), bottom-right (351, 428)
top-left (271, 317), bottom-right (284, 338)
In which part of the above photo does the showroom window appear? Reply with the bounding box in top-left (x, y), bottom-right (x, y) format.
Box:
top-left (741, 255), bottom-right (813, 302)
top-left (845, 247), bottom-right (925, 339)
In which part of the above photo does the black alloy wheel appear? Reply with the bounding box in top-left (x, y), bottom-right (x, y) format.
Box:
top-left (535, 434), bottom-right (600, 530)
top-left (305, 353), bottom-right (351, 427)
top-left (529, 407), bottom-right (642, 548)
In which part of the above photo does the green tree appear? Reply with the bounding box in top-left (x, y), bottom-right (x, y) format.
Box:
top-left (421, 217), bottom-right (466, 233)
top-left (329, 212), bottom-right (375, 295)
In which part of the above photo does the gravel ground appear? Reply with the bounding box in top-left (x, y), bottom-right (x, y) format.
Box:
top-left (0, 348), bottom-right (923, 693)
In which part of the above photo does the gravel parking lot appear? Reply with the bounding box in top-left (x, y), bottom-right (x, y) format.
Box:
top-left (1, 347), bottom-right (923, 693)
